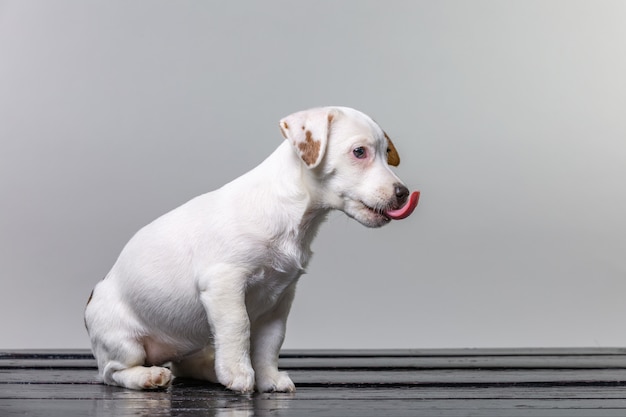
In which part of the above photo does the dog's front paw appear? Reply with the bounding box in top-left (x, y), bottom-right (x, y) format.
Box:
top-left (217, 364), bottom-right (255, 393)
top-left (257, 371), bottom-right (295, 393)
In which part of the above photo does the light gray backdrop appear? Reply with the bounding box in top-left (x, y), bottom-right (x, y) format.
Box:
top-left (1, 1), bottom-right (625, 349)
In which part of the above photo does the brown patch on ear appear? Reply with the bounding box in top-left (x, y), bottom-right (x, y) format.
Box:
top-left (384, 132), bottom-right (400, 166)
top-left (327, 113), bottom-right (335, 124)
top-left (299, 130), bottom-right (322, 166)
top-left (279, 121), bottom-right (288, 139)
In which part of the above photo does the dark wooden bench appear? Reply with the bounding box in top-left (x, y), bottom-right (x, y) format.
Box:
top-left (2, 349), bottom-right (626, 416)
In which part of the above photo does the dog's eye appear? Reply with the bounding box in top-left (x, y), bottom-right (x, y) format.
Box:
top-left (353, 147), bottom-right (367, 159)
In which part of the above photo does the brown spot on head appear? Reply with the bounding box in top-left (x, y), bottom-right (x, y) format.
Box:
top-left (298, 130), bottom-right (322, 166)
top-left (384, 132), bottom-right (400, 166)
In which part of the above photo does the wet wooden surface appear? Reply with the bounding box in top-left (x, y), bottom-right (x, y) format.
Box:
top-left (2, 349), bottom-right (626, 416)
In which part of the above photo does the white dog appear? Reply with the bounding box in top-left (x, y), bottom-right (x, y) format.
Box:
top-left (84, 106), bottom-right (419, 393)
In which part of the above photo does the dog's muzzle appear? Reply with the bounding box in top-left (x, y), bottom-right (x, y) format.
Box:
top-left (385, 185), bottom-right (420, 220)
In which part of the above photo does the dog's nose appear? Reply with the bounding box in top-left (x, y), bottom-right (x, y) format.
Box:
top-left (394, 184), bottom-right (410, 206)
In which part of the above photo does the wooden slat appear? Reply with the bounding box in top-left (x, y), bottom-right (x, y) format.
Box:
top-left (278, 355), bottom-right (626, 369)
top-left (4, 349), bottom-right (626, 369)
top-left (4, 347), bottom-right (626, 359)
top-left (280, 348), bottom-right (626, 357)
top-left (2, 396), bottom-right (626, 417)
top-left (4, 383), bottom-right (626, 400)
top-left (6, 355), bottom-right (626, 370)
top-left (3, 368), bottom-right (626, 386)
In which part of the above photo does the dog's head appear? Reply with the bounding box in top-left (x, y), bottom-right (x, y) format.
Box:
top-left (279, 106), bottom-right (418, 227)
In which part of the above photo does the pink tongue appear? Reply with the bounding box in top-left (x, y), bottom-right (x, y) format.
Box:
top-left (385, 191), bottom-right (420, 220)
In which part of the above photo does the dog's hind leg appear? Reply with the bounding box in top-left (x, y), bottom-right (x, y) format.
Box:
top-left (171, 346), bottom-right (219, 383)
top-left (95, 340), bottom-right (172, 390)
top-left (107, 363), bottom-right (172, 390)
top-left (86, 287), bottom-right (172, 390)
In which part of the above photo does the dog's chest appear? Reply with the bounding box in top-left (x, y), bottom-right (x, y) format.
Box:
top-left (245, 267), bottom-right (298, 317)
top-left (243, 235), bottom-right (310, 320)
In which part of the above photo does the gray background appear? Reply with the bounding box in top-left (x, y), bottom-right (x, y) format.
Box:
top-left (1, 1), bottom-right (625, 350)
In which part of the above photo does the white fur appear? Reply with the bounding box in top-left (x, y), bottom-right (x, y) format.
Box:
top-left (84, 106), bottom-right (409, 393)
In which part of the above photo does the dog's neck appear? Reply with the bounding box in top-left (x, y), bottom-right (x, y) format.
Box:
top-left (283, 141), bottom-right (330, 224)
top-left (251, 141), bottom-right (331, 252)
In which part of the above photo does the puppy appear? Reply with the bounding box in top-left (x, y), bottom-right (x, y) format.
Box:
top-left (84, 106), bottom-right (419, 393)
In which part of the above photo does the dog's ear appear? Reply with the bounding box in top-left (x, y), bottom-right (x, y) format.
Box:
top-left (384, 132), bottom-right (400, 166)
top-left (279, 108), bottom-right (337, 168)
